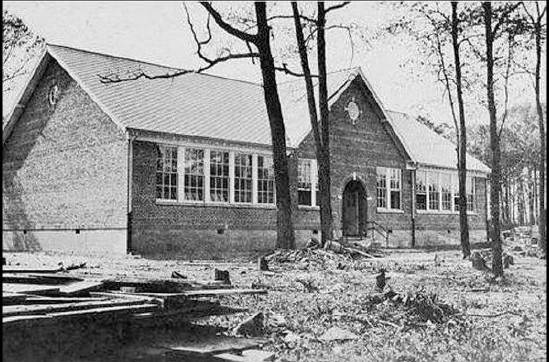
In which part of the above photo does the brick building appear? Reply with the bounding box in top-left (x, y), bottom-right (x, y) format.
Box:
top-left (3, 44), bottom-right (491, 258)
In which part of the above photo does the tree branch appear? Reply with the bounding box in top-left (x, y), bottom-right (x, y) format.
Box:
top-left (199, 2), bottom-right (258, 44)
top-left (275, 63), bottom-right (318, 78)
top-left (325, 2), bottom-right (351, 13)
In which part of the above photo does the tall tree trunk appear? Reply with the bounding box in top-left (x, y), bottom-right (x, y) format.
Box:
top-left (451, 2), bottom-right (471, 258)
top-left (291, 2), bottom-right (333, 246)
top-left (533, 17), bottom-right (546, 254)
top-left (317, 3), bottom-right (334, 244)
top-left (483, 2), bottom-right (503, 276)
top-left (255, 3), bottom-right (295, 249)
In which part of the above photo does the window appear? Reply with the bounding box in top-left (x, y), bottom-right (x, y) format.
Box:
top-left (416, 170), bottom-right (427, 210)
top-left (376, 168), bottom-right (387, 208)
top-left (466, 177), bottom-right (475, 211)
top-left (257, 155), bottom-right (275, 204)
top-left (377, 167), bottom-right (401, 210)
top-left (210, 151), bottom-right (229, 203)
top-left (298, 159), bottom-right (313, 206)
top-left (389, 168), bottom-right (401, 209)
top-left (156, 145), bottom-right (178, 200)
top-left (428, 171), bottom-right (439, 211)
top-left (453, 174), bottom-right (460, 212)
top-left (234, 153), bottom-right (253, 203)
top-left (440, 173), bottom-right (452, 211)
top-left (184, 148), bottom-right (204, 201)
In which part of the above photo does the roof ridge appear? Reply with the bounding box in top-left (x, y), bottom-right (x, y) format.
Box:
top-left (46, 43), bottom-right (263, 87)
top-left (47, 43), bottom-right (184, 71)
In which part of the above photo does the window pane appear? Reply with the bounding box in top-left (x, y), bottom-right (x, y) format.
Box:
top-left (184, 148), bottom-right (204, 201)
top-left (298, 159), bottom-right (312, 206)
top-left (156, 145), bottom-right (178, 200)
top-left (376, 168), bottom-right (387, 208)
top-left (234, 153), bottom-right (253, 203)
top-left (257, 155), bottom-right (275, 204)
top-left (428, 171), bottom-right (439, 211)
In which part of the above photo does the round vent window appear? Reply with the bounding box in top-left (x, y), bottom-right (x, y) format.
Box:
top-left (345, 100), bottom-right (361, 124)
top-left (48, 84), bottom-right (59, 106)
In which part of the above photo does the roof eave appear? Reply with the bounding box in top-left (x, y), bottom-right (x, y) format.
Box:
top-left (3, 50), bottom-right (50, 146)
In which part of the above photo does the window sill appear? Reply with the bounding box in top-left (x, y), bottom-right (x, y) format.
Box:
top-left (416, 210), bottom-right (478, 215)
top-left (376, 208), bottom-right (404, 214)
top-left (155, 200), bottom-right (277, 209)
top-left (298, 205), bottom-right (320, 211)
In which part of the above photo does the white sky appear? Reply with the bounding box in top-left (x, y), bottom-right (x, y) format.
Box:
top-left (3, 1), bottom-right (545, 126)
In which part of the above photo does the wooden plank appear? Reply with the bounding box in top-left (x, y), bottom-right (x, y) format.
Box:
top-left (3, 304), bottom-right (159, 326)
top-left (215, 350), bottom-right (275, 362)
top-left (101, 277), bottom-right (232, 293)
top-left (181, 289), bottom-right (267, 298)
top-left (3, 273), bottom-right (83, 285)
top-left (162, 336), bottom-right (265, 356)
top-left (2, 297), bottom-right (156, 317)
top-left (22, 296), bottom-right (110, 304)
top-left (3, 292), bottom-right (27, 305)
top-left (2, 267), bottom-right (62, 274)
top-left (3, 283), bottom-right (60, 296)
top-left (58, 281), bottom-right (104, 296)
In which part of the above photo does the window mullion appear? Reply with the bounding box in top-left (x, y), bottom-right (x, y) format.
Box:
top-left (386, 168), bottom-right (391, 209)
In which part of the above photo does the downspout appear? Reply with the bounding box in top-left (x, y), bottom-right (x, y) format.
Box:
top-left (408, 161), bottom-right (419, 248)
top-left (126, 132), bottom-right (136, 254)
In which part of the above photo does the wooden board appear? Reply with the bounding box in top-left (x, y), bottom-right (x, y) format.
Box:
top-left (3, 273), bottom-right (83, 285)
top-left (3, 297), bottom-right (157, 317)
top-left (58, 281), bottom-right (104, 296)
top-left (101, 277), bottom-right (232, 293)
top-left (3, 304), bottom-right (159, 326)
top-left (22, 296), bottom-right (110, 304)
top-left (181, 288), bottom-right (267, 298)
top-left (2, 267), bottom-right (62, 274)
top-left (161, 336), bottom-right (265, 356)
top-left (3, 283), bottom-right (60, 296)
top-left (3, 292), bottom-right (27, 305)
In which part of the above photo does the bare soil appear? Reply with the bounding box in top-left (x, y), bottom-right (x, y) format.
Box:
top-left (3, 245), bottom-right (546, 362)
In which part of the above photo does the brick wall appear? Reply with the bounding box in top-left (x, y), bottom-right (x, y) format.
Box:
top-left (297, 77), bottom-right (488, 247)
top-left (2, 60), bottom-right (128, 253)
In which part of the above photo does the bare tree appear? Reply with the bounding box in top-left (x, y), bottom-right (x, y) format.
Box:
top-left (290, 2), bottom-right (350, 246)
top-left (3, 10), bottom-right (44, 93)
top-left (521, 2), bottom-right (546, 255)
top-left (450, 2), bottom-right (471, 258)
top-left (197, 3), bottom-right (296, 249)
top-left (482, 1), bottom-right (523, 277)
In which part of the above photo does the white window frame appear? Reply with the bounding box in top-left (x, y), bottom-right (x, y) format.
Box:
top-left (416, 169), bottom-right (477, 214)
top-left (155, 142), bottom-right (278, 208)
top-left (376, 167), bottom-right (402, 212)
top-left (297, 158), bottom-right (318, 207)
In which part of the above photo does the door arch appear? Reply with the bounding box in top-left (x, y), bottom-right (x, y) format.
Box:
top-left (342, 180), bottom-right (367, 237)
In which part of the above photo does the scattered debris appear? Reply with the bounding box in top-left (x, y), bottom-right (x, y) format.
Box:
top-left (258, 257), bottom-right (269, 271)
top-left (215, 269), bottom-right (232, 285)
top-left (234, 312), bottom-right (265, 337)
top-left (282, 330), bottom-right (300, 343)
top-left (319, 326), bottom-right (359, 341)
top-left (375, 268), bottom-right (390, 292)
top-left (171, 271), bottom-right (187, 279)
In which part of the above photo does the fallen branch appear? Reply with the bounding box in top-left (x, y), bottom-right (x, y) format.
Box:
top-left (465, 310), bottom-right (521, 318)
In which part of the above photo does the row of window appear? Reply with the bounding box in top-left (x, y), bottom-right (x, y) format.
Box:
top-left (157, 145), bottom-right (475, 212)
top-left (376, 167), bottom-right (476, 212)
top-left (156, 145), bottom-right (318, 206)
top-left (416, 170), bottom-right (475, 212)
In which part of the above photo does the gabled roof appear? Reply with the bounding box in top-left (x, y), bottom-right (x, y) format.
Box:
top-left (4, 44), bottom-right (490, 174)
top-left (387, 111), bottom-right (491, 174)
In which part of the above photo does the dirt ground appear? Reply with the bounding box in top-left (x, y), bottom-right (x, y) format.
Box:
top-left (3, 244), bottom-right (546, 362)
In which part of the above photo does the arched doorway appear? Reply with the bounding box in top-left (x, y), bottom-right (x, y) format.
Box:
top-left (342, 180), bottom-right (367, 237)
